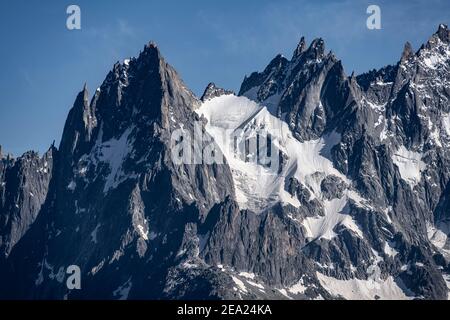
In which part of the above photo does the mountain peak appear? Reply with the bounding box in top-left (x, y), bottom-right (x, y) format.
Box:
top-left (423, 24), bottom-right (450, 50)
top-left (137, 41), bottom-right (162, 65)
top-left (305, 38), bottom-right (325, 60)
top-left (291, 37), bottom-right (326, 61)
top-left (145, 41), bottom-right (158, 51)
top-left (75, 84), bottom-right (89, 109)
top-left (58, 82), bottom-right (96, 157)
top-left (436, 23), bottom-right (449, 43)
top-left (292, 36), bottom-right (306, 59)
top-left (201, 83), bottom-right (234, 101)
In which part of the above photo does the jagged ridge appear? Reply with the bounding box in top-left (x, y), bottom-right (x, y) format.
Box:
top-left (1, 24), bottom-right (450, 300)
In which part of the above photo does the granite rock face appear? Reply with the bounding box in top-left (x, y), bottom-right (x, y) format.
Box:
top-left (1, 25), bottom-right (450, 300)
top-left (0, 146), bottom-right (55, 259)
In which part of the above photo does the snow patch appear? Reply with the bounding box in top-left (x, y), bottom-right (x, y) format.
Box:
top-left (384, 241), bottom-right (399, 258)
top-left (238, 272), bottom-right (256, 280)
top-left (392, 146), bottom-right (425, 187)
top-left (317, 272), bottom-right (412, 300)
top-left (427, 222), bottom-right (450, 258)
top-left (365, 99), bottom-right (386, 112)
top-left (231, 276), bottom-right (248, 293)
top-left (277, 288), bottom-right (292, 299)
top-left (442, 114), bottom-right (450, 136)
top-left (422, 51), bottom-right (449, 69)
top-left (288, 278), bottom-right (307, 295)
top-left (67, 180), bottom-right (76, 191)
top-left (302, 193), bottom-right (363, 240)
top-left (137, 225), bottom-right (148, 240)
top-left (247, 280), bottom-right (264, 290)
top-left (182, 262), bottom-right (198, 269)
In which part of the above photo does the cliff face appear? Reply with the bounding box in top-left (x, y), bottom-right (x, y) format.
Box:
top-left (0, 147), bottom-right (55, 258)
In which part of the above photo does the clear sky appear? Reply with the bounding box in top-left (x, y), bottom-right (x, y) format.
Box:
top-left (0, 0), bottom-right (449, 156)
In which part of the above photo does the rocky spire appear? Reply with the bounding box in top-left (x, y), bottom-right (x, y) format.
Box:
top-left (73, 85), bottom-right (90, 117)
top-left (58, 84), bottom-right (93, 157)
top-left (401, 41), bottom-right (414, 62)
top-left (304, 38), bottom-right (325, 60)
top-left (138, 41), bottom-right (162, 65)
top-left (145, 40), bottom-right (158, 50)
top-left (292, 36), bottom-right (306, 59)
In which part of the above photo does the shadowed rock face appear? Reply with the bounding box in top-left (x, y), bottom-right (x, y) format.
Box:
top-left (0, 43), bottom-right (236, 299)
top-left (0, 147), bottom-right (55, 258)
top-left (1, 25), bottom-right (450, 300)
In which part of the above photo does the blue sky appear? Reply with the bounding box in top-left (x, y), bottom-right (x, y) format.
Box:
top-left (0, 0), bottom-right (449, 156)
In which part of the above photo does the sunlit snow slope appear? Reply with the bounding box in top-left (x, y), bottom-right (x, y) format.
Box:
top-left (197, 94), bottom-right (368, 240)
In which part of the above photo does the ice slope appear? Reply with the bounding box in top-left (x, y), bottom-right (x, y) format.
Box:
top-left (197, 94), bottom-right (364, 240)
top-left (392, 146), bottom-right (425, 187)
